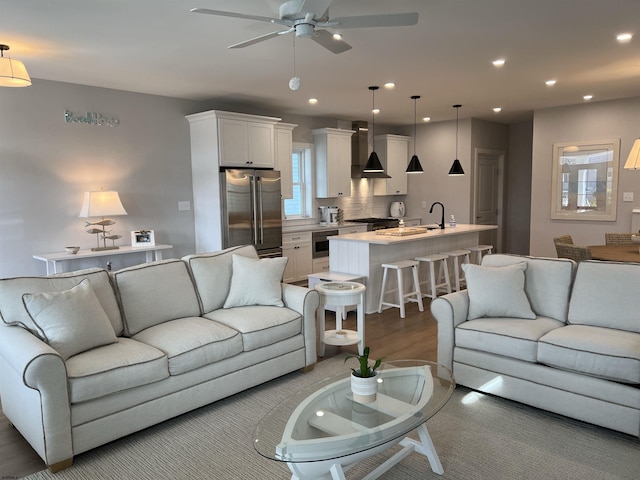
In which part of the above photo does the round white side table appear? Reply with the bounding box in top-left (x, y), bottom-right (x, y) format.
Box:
top-left (314, 281), bottom-right (366, 357)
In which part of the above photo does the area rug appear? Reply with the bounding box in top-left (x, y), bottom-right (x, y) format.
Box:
top-left (23, 355), bottom-right (639, 480)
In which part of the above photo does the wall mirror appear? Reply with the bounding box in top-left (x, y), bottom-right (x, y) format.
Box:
top-left (551, 139), bottom-right (620, 221)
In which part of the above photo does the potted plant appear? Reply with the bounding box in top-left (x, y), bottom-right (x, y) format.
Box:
top-left (345, 346), bottom-right (382, 403)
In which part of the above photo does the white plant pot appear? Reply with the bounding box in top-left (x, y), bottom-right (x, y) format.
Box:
top-left (351, 371), bottom-right (379, 403)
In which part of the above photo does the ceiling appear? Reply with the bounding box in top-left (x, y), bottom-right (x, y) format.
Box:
top-left (4, 0), bottom-right (640, 125)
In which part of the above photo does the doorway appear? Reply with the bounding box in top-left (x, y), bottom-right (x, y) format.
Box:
top-left (473, 149), bottom-right (505, 252)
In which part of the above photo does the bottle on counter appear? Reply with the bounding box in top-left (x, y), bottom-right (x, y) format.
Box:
top-left (449, 215), bottom-right (456, 228)
top-left (398, 219), bottom-right (405, 231)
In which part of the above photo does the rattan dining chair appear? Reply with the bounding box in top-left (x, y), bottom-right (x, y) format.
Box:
top-left (604, 233), bottom-right (633, 245)
top-left (553, 234), bottom-right (574, 245)
top-left (555, 242), bottom-right (592, 262)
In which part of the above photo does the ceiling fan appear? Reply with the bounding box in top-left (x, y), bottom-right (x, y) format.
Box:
top-left (190, 0), bottom-right (419, 54)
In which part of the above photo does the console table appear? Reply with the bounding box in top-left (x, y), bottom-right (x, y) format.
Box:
top-left (33, 244), bottom-right (173, 274)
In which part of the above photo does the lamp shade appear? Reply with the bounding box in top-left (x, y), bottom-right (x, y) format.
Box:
top-left (448, 159), bottom-right (465, 176)
top-left (406, 154), bottom-right (424, 173)
top-left (79, 191), bottom-right (128, 218)
top-left (364, 151), bottom-right (384, 172)
top-left (0, 45), bottom-right (31, 87)
top-left (624, 138), bottom-right (640, 170)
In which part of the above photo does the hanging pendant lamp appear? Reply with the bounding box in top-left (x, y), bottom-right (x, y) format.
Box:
top-left (448, 104), bottom-right (465, 175)
top-left (0, 44), bottom-right (31, 87)
top-left (363, 85), bottom-right (389, 177)
top-left (406, 95), bottom-right (424, 174)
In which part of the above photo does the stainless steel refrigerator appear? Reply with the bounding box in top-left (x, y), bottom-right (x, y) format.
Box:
top-left (221, 169), bottom-right (282, 258)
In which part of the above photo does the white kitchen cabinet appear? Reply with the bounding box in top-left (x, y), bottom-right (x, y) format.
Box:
top-left (373, 134), bottom-right (410, 196)
top-left (405, 218), bottom-right (421, 227)
top-left (338, 225), bottom-right (368, 235)
top-left (282, 232), bottom-right (312, 283)
top-left (274, 123), bottom-right (297, 199)
top-left (313, 128), bottom-right (354, 198)
top-left (312, 257), bottom-right (330, 274)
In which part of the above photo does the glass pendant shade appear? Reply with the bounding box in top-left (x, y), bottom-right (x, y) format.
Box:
top-left (449, 104), bottom-right (465, 176)
top-left (406, 95), bottom-right (424, 174)
top-left (624, 138), bottom-right (640, 170)
top-left (0, 45), bottom-right (31, 87)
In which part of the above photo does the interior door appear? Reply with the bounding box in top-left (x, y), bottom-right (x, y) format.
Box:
top-left (474, 151), bottom-right (502, 251)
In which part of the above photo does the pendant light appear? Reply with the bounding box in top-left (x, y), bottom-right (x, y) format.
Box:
top-left (288, 35), bottom-right (300, 91)
top-left (406, 95), bottom-right (424, 174)
top-left (448, 104), bottom-right (465, 176)
top-left (363, 85), bottom-right (389, 176)
top-left (0, 44), bottom-right (31, 87)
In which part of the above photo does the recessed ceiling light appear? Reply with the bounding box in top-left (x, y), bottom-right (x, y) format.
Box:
top-left (492, 59), bottom-right (506, 67)
top-left (308, 98), bottom-right (318, 104)
top-left (545, 79), bottom-right (557, 86)
top-left (384, 82), bottom-right (395, 89)
top-left (493, 107), bottom-right (502, 113)
top-left (583, 94), bottom-right (593, 101)
top-left (617, 32), bottom-right (633, 43)
top-left (422, 116), bottom-right (431, 122)
top-left (372, 108), bottom-right (380, 114)
top-left (332, 33), bottom-right (342, 40)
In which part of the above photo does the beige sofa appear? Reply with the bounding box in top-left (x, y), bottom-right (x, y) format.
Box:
top-left (0, 245), bottom-right (319, 471)
top-left (432, 254), bottom-right (640, 437)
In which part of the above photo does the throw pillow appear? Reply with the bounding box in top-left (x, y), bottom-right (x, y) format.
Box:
top-left (21, 279), bottom-right (118, 360)
top-left (461, 262), bottom-right (536, 320)
top-left (223, 254), bottom-right (288, 308)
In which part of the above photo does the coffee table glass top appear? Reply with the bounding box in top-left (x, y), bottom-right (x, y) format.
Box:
top-left (253, 359), bottom-right (454, 463)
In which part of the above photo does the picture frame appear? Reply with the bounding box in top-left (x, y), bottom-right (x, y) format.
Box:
top-left (550, 139), bottom-right (620, 221)
top-left (131, 230), bottom-right (155, 247)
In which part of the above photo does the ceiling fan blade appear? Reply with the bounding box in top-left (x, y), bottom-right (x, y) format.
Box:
top-left (228, 30), bottom-right (292, 49)
top-left (327, 12), bottom-right (419, 29)
top-left (190, 8), bottom-right (279, 24)
top-left (311, 29), bottom-right (352, 54)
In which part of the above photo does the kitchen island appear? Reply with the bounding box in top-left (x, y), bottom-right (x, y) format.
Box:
top-left (329, 224), bottom-right (497, 313)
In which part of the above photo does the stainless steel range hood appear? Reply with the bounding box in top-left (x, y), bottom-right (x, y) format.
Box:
top-left (351, 120), bottom-right (391, 178)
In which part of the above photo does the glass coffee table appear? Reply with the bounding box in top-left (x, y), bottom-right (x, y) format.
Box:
top-left (254, 360), bottom-right (455, 479)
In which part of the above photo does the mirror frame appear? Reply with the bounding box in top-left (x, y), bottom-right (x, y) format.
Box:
top-left (550, 138), bottom-right (620, 221)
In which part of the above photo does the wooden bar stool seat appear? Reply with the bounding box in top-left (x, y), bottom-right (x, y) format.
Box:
top-left (415, 254), bottom-right (451, 300)
top-left (378, 260), bottom-right (424, 318)
top-left (467, 245), bottom-right (493, 265)
top-left (441, 249), bottom-right (471, 292)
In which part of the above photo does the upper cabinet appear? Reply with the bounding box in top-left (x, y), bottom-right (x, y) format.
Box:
top-left (313, 128), bottom-right (354, 198)
top-left (373, 134), bottom-right (410, 196)
top-left (186, 110), bottom-right (281, 169)
top-left (274, 123), bottom-right (297, 199)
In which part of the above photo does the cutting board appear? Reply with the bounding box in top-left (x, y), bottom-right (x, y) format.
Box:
top-left (375, 227), bottom-right (428, 236)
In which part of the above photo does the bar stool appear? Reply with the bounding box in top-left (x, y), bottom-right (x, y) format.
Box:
top-left (378, 260), bottom-right (424, 318)
top-left (467, 245), bottom-right (493, 265)
top-left (415, 254), bottom-right (452, 300)
top-left (441, 249), bottom-right (471, 292)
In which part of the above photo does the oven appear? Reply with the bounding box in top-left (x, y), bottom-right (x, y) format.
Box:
top-left (312, 230), bottom-right (339, 258)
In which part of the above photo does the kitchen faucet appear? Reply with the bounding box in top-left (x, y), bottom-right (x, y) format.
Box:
top-left (429, 202), bottom-right (445, 229)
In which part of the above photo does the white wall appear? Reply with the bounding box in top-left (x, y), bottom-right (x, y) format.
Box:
top-left (530, 96), bottom-right (640, 256)
top-left (506, 121), bottom-right (533, 254)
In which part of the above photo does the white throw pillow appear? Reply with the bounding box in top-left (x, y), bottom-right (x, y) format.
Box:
top-left (22, 279), bottom-right (118, 359)
top-left (461, 262), bottom-right (536, 320)
top-left (223, 254), bottom-right (288, 308)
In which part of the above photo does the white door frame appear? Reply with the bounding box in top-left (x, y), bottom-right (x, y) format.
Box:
top-left (472, 148), bottom-right (505, 252)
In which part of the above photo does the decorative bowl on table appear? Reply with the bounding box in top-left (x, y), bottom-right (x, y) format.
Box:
top-left (65, 246), bottom-right (80, 254)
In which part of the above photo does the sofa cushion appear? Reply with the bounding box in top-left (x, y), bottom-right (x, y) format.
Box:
top-left (456, 317), bottom-right (565, 362)
top-left (462, 262), bottom-right (535, 320)
top-left (568, 261), bottom-right (640, 334)
top-left (21, 279), bottom-right (118, 360)
top-left (223, 255), bottom-right (287, 308)
top-left (482, 254), bottom-right (574, 323)
top-left (205, 306), bottom-right (302, 352)
top-left (538, 325), bottom-right (640, 384)
top-left (66, 337), bottom-right (169, 403)
top-left (0, 267), bottom-right (123, 336)
top-left (183, 245), bottom-right (258, 314)
top-left (132, 317), bottom-right (243, 375)
top-left (113, 259), bottom-right (201, 336)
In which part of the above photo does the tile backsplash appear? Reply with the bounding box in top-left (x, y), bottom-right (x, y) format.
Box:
top-left (316, 179), bottom-right (404, 219)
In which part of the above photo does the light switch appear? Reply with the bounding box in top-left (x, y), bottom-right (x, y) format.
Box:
top-left (421, 201), bottom-right (427, 209)
top-left (178, 201), bottom-right (191, 211)
top-left (623, 192), bottom-right (634, 202)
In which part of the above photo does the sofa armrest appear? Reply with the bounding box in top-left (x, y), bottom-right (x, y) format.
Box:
top-left (430, 291), bottom-right (470, 372)
top-left (282, 283), bottom-right (319, 366)
top-left (0, 326), bottom-right (73, 467)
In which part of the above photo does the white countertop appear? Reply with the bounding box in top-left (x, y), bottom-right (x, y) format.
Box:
top-left (329, 224), bottom-right (497, 245)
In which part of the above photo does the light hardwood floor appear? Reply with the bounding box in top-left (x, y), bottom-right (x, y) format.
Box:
top-left (0, 301), bottom-right (437, 478)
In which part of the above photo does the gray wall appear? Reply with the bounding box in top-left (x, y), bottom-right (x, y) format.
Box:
top-left (530, 96), bottom-right (640, 257)
top-left (506, 121), bottom-right (533, 254)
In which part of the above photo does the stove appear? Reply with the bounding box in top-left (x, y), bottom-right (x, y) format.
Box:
top-left (347, 217), bottom-right (400, 231)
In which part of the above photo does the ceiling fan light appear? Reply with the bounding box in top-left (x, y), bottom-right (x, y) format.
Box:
top-left (406, 154), bottom-right (424, 174)
top-left (448, 159), bottom-right (465, 176)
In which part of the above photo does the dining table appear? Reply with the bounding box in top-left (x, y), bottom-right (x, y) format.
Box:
top-left (589, 244), bottom-right (640, 263)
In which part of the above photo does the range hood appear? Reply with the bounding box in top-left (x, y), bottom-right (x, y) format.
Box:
top-left (351, 120), bottom-right (391, 178)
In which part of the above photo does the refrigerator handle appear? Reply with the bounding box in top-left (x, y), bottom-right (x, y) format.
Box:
top-left (250, 175), bottom-right (258, 245)
top-left (256, 176), bottom-right (264, 244)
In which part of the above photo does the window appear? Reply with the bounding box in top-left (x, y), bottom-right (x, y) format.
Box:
top-left (284, 145), bottom-right (313, 219)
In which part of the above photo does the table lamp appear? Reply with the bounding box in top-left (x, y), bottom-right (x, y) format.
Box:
top-left (79, 189), bottom-right (128, 251)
